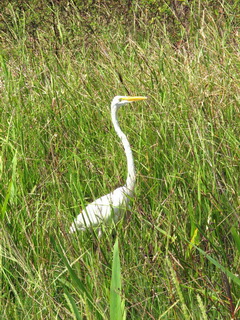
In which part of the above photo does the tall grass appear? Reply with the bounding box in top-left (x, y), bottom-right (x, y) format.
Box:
top-left (0, 1), bottom-right (239, 319)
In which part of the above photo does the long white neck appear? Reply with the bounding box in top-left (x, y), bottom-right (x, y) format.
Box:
top-left (111, 105), bottom-right (136, 192)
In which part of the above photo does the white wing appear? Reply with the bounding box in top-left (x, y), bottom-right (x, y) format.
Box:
top-left (69, 186), bottom-right (132, 233)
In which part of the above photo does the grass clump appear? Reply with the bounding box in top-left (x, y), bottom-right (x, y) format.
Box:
top-left (0, 1), bottom-right (239, 319)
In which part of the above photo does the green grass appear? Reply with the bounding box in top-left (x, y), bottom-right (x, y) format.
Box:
top-left (0, 1), bottom-right (239, 319)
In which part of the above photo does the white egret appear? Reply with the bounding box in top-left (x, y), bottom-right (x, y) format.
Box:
top-left (69, 96), bottom-right (147, 235)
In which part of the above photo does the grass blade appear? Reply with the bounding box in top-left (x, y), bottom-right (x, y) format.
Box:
top-left (64, 288), bottom-right (83, 320)
top-left (192, 244), bottom-right (240, 287)
top-left (110, 238), bottom-right (124, 320)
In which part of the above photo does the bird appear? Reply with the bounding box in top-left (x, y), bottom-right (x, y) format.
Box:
top-left (69, 96), bottom-right (147, 235)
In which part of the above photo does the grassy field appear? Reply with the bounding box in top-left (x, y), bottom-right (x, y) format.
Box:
top-left (0, 1), bottom-right (239, 319)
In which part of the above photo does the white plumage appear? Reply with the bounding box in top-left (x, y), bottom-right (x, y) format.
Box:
top-left (69, 186), bottom-right (132, 234)
top-left (69, 96), bottom-right (147, 235)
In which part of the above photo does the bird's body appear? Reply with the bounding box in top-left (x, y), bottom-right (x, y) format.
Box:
top-left (69, 96), bottom-right (147, 235)
top-left (69, 186), bottom-right (132, 234)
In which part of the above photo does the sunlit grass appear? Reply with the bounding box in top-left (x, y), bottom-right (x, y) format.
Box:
top-left (0, 1), bottom-right (239, 319)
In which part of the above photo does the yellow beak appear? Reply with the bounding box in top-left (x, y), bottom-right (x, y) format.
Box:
top-left (120, 96), bottom-right (147, 102)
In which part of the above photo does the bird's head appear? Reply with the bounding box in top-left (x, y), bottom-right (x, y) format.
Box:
top-left (111, 96), bottom-right (147, 109)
